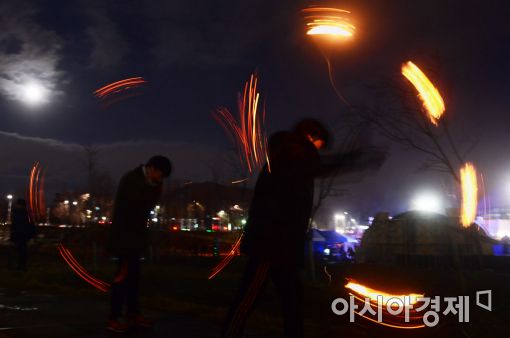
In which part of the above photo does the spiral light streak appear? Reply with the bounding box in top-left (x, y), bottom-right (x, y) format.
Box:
top-left (57, 243), bottom-right (110, 292)
top-left (208, 234), bottom-right (243, 280)
top-left (302, 7), bottom-right (355, 108)
top-left (93, 77), bottom-right (147, 99)
top-left (302, 7), bottom-right (355, 39)
top-left (402, 61), bottom-right (445, 126)
top-left (213, 74), bottom-right (269, 173)
top-left (27, 162), bottom-right (45, 223)
top-left (345, 280), bottom-right (426, 329)
top-left (345, 281), bottom-right (423, 306)
top-left (460, 162), bottom-right (478, 227)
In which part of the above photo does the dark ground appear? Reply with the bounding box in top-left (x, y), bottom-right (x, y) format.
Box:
top-left (1, 231), bottom-right (509, 338)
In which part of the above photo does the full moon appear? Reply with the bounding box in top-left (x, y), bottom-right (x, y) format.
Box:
top-left (22, 82), bottom-right (49, 106)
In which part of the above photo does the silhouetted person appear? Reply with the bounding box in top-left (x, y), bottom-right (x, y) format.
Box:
top-left (9, 198), bottom-right (35, 271)
top-left (221, 119), bottom-right (386, 338)
top-left (221, 120), bottom-right (326, 338)
top-left (347, 247), bottom-right (356, 262)
top-left (106, 155), bottom-right (171, 332)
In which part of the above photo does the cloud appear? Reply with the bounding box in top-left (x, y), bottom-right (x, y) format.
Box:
top-left (0, 131), bottom-right (237, 196)
top-left (0, 1), bottom-right (63, 103)
top-left (85, 4), bottom-right (129, 69)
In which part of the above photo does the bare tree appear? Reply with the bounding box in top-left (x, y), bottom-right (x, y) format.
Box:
top-left (81, 145), bottom-right (114, 223)
top-left (82, 145), bottom-right (99, 195)
top-left (356, 74), bottom-right (476, 184)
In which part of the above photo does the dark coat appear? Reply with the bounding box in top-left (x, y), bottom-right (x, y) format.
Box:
top-left (241, 131), bottom-right (320, 265)
top-left (107, 166), bottom-right (162, 256)
top-left (10, 207), bottom-right (36, 244)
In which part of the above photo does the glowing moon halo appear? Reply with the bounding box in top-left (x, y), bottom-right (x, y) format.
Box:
top-left (21, 82), bottom-right (49, 106)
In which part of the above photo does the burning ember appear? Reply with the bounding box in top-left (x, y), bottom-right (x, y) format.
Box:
top-left (402, 61), bottom-right (445, 126)
top-left (460, 162), bottom-right (478, 227)
top-left (302, 7), bottom-right (355, 40)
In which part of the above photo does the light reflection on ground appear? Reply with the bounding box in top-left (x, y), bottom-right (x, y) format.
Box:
top-left (0, 304), bottom-right (38, 311)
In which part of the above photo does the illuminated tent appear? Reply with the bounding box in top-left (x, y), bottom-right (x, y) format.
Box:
top-left (311, 228), bottom-right (356, 255)
top-left (357, 211), bottom-right (496, 266)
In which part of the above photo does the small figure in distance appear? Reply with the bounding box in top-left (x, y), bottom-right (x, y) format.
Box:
top-left (9, 198), bottom-right (36, 271)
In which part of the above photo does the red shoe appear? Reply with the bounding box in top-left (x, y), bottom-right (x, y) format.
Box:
top-left (106, 319), bottom-right (130, 333)
top-left (127, 314), bottom-right (154, 328)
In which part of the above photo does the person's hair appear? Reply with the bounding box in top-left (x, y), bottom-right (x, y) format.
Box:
top-left (293, 118), bottom-right (331, 148)
top-left (146, 155), bottom-right (172, 177)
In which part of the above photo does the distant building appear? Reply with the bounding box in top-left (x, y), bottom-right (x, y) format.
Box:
top-left (163, 181), bottom-right (253, 231)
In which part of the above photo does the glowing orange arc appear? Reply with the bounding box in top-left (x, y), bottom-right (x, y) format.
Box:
top-left (302, 7), bottom-right (356, 39)
top-left (460, 162), bottom-right (478, 227)
top-left (208, 234), bottom-right (243, 280)
top-left (57, 244), bottom-right (110, 292)
top-left (401, 61), bottom-right (445, 126)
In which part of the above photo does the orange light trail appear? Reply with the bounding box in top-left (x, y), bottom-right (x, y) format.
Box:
top-left (93, 77), bottom-right (147, 99)
top-left (402, 61), bottom-right (445, 126)
top-left (302, 7), bottom-right (355, 108)
top-left (345, 281), bottom-right (423, 306)
top-left (57, 243), bottom-right (110, 292)
top-left (213, 74), bottom-right (269, 174)
top-left (302, 7), bottom-right (355, 39)
top-left (27, 161), bottom-right (46, 223)
top-left (345, 280), bottom-right (426, 329)
top-left (460, 162), bottom-right (478, 227)
top-left (208, 234), bottom-right (243, 280)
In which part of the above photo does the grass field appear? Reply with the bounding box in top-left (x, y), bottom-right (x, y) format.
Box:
top-left (1, 230), bottom-right (509, 337)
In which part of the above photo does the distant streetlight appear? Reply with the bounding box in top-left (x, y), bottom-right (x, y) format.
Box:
top-left (6, 194), bottom-right (13, 224)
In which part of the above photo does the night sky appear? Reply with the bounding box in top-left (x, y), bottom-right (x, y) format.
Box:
top-left (1, 0), bottom-right (510, 219)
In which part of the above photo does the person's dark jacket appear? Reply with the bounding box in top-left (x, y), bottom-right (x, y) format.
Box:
top-left (240, 129), bottom-right (387, 266)
top-left (107, 166), bottom-right (162, 257)
top-left (241, 131), bottom-right (320, 266)
top-left (10, 206), bottom-right (36, 244)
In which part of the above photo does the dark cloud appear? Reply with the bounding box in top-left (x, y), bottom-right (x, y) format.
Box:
top-left (85, 4), bottom-right (129, 69)
top-left (0, 131), bottom-right (241, 197)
